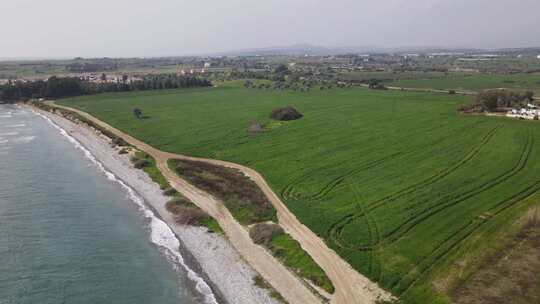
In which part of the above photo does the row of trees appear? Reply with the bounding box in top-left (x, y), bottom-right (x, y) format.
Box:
top-left (244, 79), bottom-right (353, 92)
top-left (0, 74), bottom-right (212, 102)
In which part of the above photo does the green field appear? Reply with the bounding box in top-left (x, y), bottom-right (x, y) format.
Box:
top-left (388, 73), bottom-right (540, 94)
top-left (58, 83), bottom-right (540, 303)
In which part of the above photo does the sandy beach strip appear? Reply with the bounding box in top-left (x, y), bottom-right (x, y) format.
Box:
top-left (35, 107), bottom-right (279, 304)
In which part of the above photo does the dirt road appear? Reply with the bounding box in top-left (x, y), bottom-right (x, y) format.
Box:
top-left (48, 101), bottom-right (393, 304)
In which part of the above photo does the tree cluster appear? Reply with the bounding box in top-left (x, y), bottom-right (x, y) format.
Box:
top-left (460, 90), bottom-right (535, 113)
top-left (66, 62), bottom-right (118, 73)
top-left (0, 74), bottom-right (212, 102)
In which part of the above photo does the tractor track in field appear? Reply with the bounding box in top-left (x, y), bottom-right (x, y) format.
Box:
top-left (327, 125), bottom-right (534, 294)
top-left (365, 125), bottom-right (501, 212)
top-left (396, 178), bottom-right (540, 296)
top-left (349, 182), bottom-right (383, 281)
top-left (382, 128), bottom-right (533, 245)
top-left (282, 120), bottom-right (488, 206)
top-left (281, 153), bottom-right (402, 202)
top-left (45, 102), bottom-right (393, 304)
top-left (388, 127), bottom-right (536, 294)
top-left (327, 125), bottom-right (501, 251)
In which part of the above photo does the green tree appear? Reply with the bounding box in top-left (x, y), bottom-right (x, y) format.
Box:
top-left (133, 108), bottom-right (143, 119)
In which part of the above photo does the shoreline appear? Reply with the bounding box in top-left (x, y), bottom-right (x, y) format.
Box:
top-left (31, 106), bottom-right (279, 304)
top-left (37, 101), bottom-right (394, 304)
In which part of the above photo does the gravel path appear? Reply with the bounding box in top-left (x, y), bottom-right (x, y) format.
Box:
top-left (48, 101), bottom-right (393, 304)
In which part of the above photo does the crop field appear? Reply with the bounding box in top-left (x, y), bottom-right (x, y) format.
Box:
top-left (58, 83), bottom-right (540, 303)
top-left (388, 73), bottom-right (540, 94)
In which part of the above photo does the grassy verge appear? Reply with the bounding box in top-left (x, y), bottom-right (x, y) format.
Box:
top-left (253, 275), bottom-right (289, 304)
top-left (270, 232), bottom-right (334, 294)
top-left (168, 158), bottom-right (277, 225)
top-left (133, 151), bottom-right (170, 189)
top-left (250, 223), bottom-right (335, 294)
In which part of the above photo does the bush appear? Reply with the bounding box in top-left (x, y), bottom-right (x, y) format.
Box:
top-left (270, 106), bottom-right (303, 121)
top-left (165, 196), bottom-right (194, 214)
top-left (111, 137), bottom-right (128, 147)
top-left (174, 208), bottom-right (210, 226)
top-left (448, 90), bottom-right (456, 95)
top-left (249, 222), bottom-right (284, 245)
top-left (118, 148), bottom-right (129, 155)
top-left (133, 159), bottom-right (150, 169)
top-left (163, 187), bottom-right (178, 196)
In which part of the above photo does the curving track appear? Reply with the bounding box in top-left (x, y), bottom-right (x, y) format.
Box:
top-left (46, 102), bottom-right (393, 304)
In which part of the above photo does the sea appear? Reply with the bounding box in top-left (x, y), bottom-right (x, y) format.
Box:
top-left (0, 104), bottom-right (214, 304)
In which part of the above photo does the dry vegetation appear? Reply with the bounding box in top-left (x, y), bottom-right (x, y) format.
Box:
top-left (165, 197), bottom-right (212, 226)
top-left (249, 222), bottom-right (284, 245)
top-left (168, 159), bottom-right (276, 225)
top-left (452, 207), bottom-right (540, 304)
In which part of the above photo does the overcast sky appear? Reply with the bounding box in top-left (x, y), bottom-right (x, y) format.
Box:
top-left (1, 0), bottom-right (539, 58)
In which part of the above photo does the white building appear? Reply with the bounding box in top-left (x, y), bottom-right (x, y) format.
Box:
top-left (507, 103), bottom-right (540, 120)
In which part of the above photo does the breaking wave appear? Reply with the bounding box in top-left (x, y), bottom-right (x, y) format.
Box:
top-left (0, 132), bottom-right (19, 136)
top-left (12, 136), bottom-right (36, 144)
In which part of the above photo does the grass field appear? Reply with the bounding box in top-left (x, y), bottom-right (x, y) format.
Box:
top-left (388, 73), bottom-right (540, 94)
top-left (58, 83), bottom-right (540, 303)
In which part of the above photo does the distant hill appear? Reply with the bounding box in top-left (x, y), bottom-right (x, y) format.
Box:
top-left (215, 44), bottom-right (540, 57)
top-left (217, 44), bottom-right (380, 56)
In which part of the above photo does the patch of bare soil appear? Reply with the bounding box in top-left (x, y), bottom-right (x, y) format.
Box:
top-left (452, 210), bottom-right (540, 304)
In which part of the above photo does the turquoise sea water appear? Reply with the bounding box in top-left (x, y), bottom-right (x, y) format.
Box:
top-left (0, 105), bottom-right (208, 304)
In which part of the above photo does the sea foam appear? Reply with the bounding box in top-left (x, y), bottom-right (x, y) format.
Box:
top-left (12, 136), bottom-right (36, 144)
top-left (6, 124), bottom-right (26, 128)
top-left (34, 110), bottom-right (219, 304)
top-left (0, 132), bottom-right (19, 136)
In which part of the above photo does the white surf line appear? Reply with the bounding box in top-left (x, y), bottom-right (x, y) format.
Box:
top-left (33, 110), bottom-right (219, 304)
top-left (11, 136), bottom-right (36, 144)
top-left (0, 132), bottom-right (19, 136)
